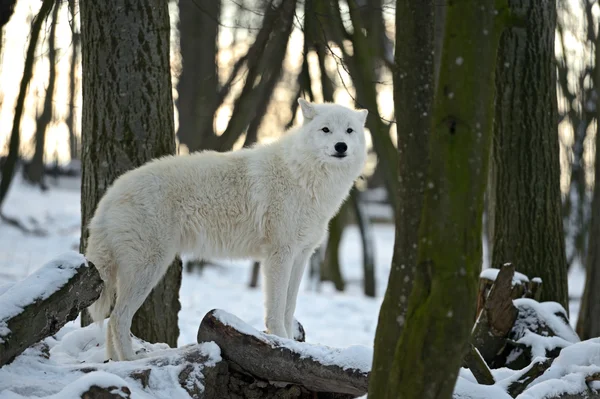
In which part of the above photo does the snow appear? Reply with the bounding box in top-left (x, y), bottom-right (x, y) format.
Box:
top-left (0, 176), bottom-right (590, 398)
top-left (213, 310), bottom-right (372, 373)
top-left (0, 251), bottom-right (87, 343)
top-left (513, 299), bottom-right (580, 345)
top-left (0, 320), bottom-right (222, 398)
top-left (479, 267), bottom-right (531, 286)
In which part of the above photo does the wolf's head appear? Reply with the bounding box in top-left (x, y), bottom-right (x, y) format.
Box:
top-left (295, 98), bottom-right (368, 169)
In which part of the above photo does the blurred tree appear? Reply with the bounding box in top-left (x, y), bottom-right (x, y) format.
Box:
top-left (24, 1), bottom-right (60, 187)
top-left (372, 0), bottom-right (505, 397)
top-left (314, 0), bottom-right (398, 215)
top-left (489, 0), bottom-right (568, 309)
top-left (0, 0), bottom-right (54, 210)
top-left (176, 0), bottom-right (220, 153)
top-left (557, 0), bottom-right (598, 273)
top-left (368, 0), bottom-right (433, 394)
top-left (79, 0), bottom-right (181, 347)
top-left (66, 0), bottom-right (80, 160)
top-left (577, 16), bottom-right (600, 340)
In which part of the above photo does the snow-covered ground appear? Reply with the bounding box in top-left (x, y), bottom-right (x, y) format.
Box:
top-left (0, 175), bottom-right (590, 398)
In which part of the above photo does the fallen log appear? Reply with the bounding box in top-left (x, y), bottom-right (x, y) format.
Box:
top-left (197, 309), bottom-right (370, 397)
top-left (471, 263), bottom-right (519, 364)
top-left (0, 252), bottom-right (103, 366)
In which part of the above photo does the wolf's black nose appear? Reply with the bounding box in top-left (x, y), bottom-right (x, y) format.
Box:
top-left (334, 142), bottom-right (347, 154)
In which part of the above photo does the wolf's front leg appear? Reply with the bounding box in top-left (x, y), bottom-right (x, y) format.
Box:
top-left (284, 249), bottom-right (312, 339)
top-left (262, 248), bottom-right (293, 338)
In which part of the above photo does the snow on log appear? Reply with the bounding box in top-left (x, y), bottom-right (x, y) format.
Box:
top-left (471, 263), bottom-right (519, 365)
top-left (0, 252), bottom-right (103, 366)
top-left (197, 309), bottom-right (371, 397)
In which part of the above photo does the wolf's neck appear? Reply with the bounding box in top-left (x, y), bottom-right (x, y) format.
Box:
top-left (280, 136), bottom-right (356, 207)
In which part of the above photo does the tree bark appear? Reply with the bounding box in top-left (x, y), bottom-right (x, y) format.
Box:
top-left (0, 0), bottom-right (54, 210)
top-left (490, 0), bottom-right (569, 310)
top-left (381, 1), bottom-right (505, 397)
top-left (79, 0), bottom-right (181, 347)
top-left (0, 258), bottom-right (102, 366)
top-left (176, 0), bottom-right (220, 152)
top-left (368, 0), bottom-right (433, 396)
top-left (577, 20), bottom-right (600, 339)
top-left (24, 1), bottom-right (60, 186)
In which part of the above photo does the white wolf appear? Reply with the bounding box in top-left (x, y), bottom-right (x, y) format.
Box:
top-left (85, 99), bottom-right (368, 361)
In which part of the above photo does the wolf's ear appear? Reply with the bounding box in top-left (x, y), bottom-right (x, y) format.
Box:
top-left (298, 98), bottom-right (316, 120)
top-left (356, 109), bottom-right (368, 125)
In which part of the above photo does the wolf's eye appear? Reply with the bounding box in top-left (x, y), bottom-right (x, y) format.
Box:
top-left (346, 128), bottom-right (353, 133)
top-left (321, 127), bottom-right (330, 133)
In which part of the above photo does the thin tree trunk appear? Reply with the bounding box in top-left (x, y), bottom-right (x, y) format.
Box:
top-left (368, 0), bottom-right (433, 395)
top-left (66, 0), bottom-right (80, 160)
top-left (490, 0), bottom-right (568, 310)
top-left (0, 0), bottom-right (54, 210)
top-left (379, 0), bottom-right (505, 397)
top-left (322, 205), bottom-right (346, 291)
top-left (576, 18), bottom-right (600, 340)
top-left (176, 0), bottom-right (220, 152)
top-left (25, 2), bottom-right (60, 186)
top-left (79, 0), bottom-right (181, 347)
top-left (350, 189), bottom-right (375, 297)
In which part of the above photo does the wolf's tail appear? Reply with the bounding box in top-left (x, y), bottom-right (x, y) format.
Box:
top-left (86, 234), bottom-right (116, 324)
top-left (88, 281), bottom-right (115, 323)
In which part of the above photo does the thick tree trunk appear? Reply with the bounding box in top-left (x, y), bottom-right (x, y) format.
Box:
top-left (24, 1), bottom-right (60, 186)
top-left (577, 22), bottom-right (600, 339)
top-left (79, 0), bottom-right (181, 347)
top-left (368, 0), bottom-right (433, 396)
top-left (176, 0), bottom-right (220, 152)
top-left (490, 0), bottom-right (568, 310)
top-left (0, 0), bottom-right (53, 210)
top-left (380, 1), bottom-right (504, 397)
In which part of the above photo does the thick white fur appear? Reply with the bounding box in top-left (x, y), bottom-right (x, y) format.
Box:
top-left (86, 99), bottom-right (368, 361)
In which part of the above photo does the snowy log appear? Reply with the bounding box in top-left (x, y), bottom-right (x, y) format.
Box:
top-left (471, 263), bottom-right (519, 364)
top-left (0, 252), bottom-right (102, 366)
top-left (506, 357), bottom-right (554, 397)
top-left (197, 309), bottom-right (370, 397)
top-left (462, 344), bottom-right (494, 385)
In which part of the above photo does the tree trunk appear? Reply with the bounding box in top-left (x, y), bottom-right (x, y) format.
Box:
top-left (350, 189), bottom-right (376, 297)
top-left (577, 21), bottom-right (600, 339)
top-left (24, 1), bottom-right (60, 186)
top-left (368, 0), bottom-right (433, 396)
top-left (79, 0), bottom-right (181, 347)
top-left (380, 0), bottom-right (504, 397)
top-left (490, 0), bottom-right (568, 310)
top-left (0, 0), bottom-right (53, 210)
top-left (322, 205), bottom-right (346, 292)
top-left (176, 0), bottom-right (220, 152)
